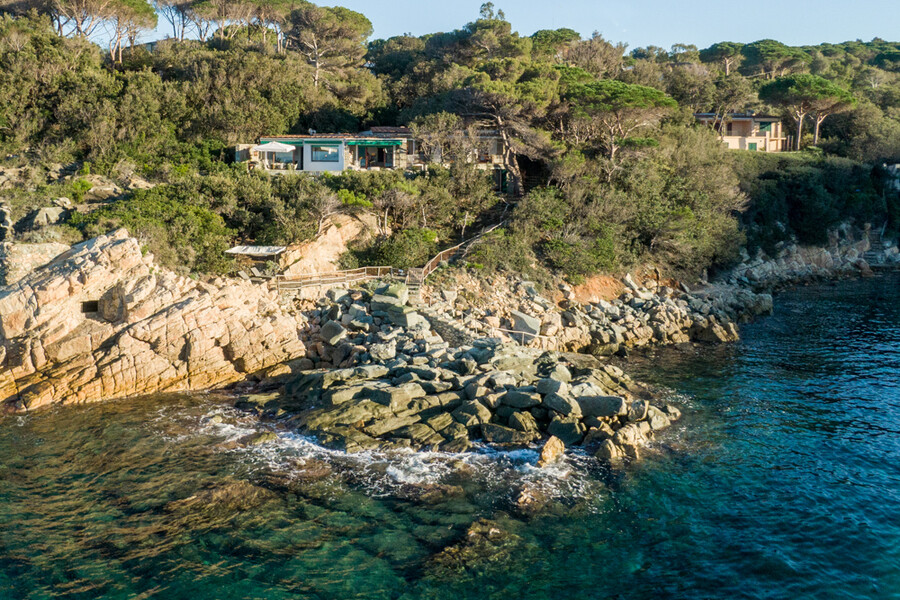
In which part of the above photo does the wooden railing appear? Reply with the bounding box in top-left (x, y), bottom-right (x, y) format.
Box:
top-left (274, 221), bottom-right (506, 293)
top-left (486, 326), bottom-right (558, 351)
top-left (421, 221), bottom-right (505, 279)
top-left (275, 266), bottom-right (404, 292)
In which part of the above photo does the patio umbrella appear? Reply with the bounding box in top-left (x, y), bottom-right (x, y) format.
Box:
top-left (251, 141), bottom-right (296, 152)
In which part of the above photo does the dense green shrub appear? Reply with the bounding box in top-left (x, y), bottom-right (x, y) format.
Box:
top-left (734, 153), bottom-right (890, 253)
top-left (68, 186), bottom-right (234, 273)
top-left (357, 228), bottom-right (438, 269)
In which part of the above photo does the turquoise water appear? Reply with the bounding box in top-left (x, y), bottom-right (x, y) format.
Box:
top-left (1, 274), bottom-right (899, 599)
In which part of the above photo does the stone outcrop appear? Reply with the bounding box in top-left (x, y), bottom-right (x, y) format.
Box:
top-left (725, 232), bottom-right (880, 286)
top-left (280, 213), bottom-right (379, 278)
top-left (0, 229), bottom-right (306, 411)
top-left (239, 331), bottom-right (679, 460)
top-left (417, 271), bottom-right (773, 356)
top-left (0, 241), bottom-right (70, 285)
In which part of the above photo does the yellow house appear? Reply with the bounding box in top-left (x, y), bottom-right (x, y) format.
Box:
top-left (694, 113), bottom-right (788, 152)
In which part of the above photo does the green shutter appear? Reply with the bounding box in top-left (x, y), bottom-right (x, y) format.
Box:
top-left (758, 122), bottom-right (772, 132)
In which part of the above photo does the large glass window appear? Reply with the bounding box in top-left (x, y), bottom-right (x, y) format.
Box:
top-left (311, 145), bottom-right (339, 162)
top-left (758, 122), bottom-right (772, 133)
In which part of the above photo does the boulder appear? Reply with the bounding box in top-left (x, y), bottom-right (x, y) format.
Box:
top-left (501, 390), bottom-right (542, 408)
top-left (646, 405), bottom-right (672, 431)
top-left (319, 320), bottom-right (347, 345)
top-left (480, 423), bottom-right (534, 444)
top-left (452, 400), bottom-right (492, 428)
top-left (537, 436), bottom-right (565, 467)
top-left (509, 309), bottom-right (541, 340)
top-left (508, 410), bottom-right (538, 433)
top-left (21, 207), bottom-right (67, 230)
top-left (576, 395), bottom-right (627, 418)
top-left (546, 416), bottom-right (585, 446)
top-left (627, 400), bottom-right (649, 422)
top-left (369, 383), bottom-right (427, 410)
top-left (536, 378), bottom-right (568, 396)
top-left (542, 392), bottom-right (582, 417)
top-left (369, 341), bottom-right (397, 362)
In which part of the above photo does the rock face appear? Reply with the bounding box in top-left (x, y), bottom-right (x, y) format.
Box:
top-left (0, 229), bottom-right (306, 411)
top-left (280, 214), bottom-right (379, 278)
top-left (0, 241), bottom-right (70, 285)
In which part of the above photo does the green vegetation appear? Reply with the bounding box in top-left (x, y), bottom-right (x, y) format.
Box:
top-left (0, 3), bottom-right (899, 280)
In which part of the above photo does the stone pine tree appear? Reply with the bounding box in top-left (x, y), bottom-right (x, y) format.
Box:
top-left (741, 39), bottom-right (809, 79)
top-left (699, 41), bottom-right (744, 75)
top-left (759, 74), bottom-right (855, 149)
top-left (562, 77), bottom-right (676, 161)
top-left (286, 1), bottom-right (371, 89)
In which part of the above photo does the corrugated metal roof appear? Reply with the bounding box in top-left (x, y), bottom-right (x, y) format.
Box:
top-left (225, 245), bottom-right (287, 256)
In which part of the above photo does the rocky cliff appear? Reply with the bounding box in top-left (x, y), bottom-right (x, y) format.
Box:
top-left (0, 229), bottom-right (306, 412)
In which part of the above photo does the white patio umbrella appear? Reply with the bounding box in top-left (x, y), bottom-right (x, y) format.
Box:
top-left (251, 141), bottom-right (296, 153)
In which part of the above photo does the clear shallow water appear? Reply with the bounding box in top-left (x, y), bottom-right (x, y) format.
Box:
top-left (1, 274), bottom-right (899, 599)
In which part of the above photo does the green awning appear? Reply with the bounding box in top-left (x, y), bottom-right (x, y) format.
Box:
top-left (346, 140), bottom-right (403, 146)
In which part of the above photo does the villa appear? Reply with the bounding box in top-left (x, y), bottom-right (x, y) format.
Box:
top-left (694, 113), bottom-right (788, 152)
top-left (234, 127), bottom-right (506, 175)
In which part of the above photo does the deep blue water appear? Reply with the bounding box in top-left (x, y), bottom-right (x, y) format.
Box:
top-left (1, 273), bottom-right (899, 599)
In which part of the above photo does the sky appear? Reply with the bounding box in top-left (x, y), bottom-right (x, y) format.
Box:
top-left (146, 0), bottom-right (899, 49)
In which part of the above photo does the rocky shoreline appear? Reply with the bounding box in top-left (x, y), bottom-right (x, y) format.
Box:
top-left (2, 226), bottom-right (897, 466)
top-left (230, 228), bottom-right (896, 465)
top-left (233, 278), bottom-right (693, 465)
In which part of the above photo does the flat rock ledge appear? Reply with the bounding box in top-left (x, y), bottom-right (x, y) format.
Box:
top-left (0, 229), bottom-right (306, 411)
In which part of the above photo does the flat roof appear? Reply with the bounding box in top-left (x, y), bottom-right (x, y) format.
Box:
top-left (225, 245), bottom-right (287, 257)
top-left (260, 135), bottom-right (405, 145)
top-left (694, 113), bottom-right (781, 121)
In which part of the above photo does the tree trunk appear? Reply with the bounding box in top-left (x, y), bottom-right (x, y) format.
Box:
top-left (496, 124), bottom-right (522, 196)
top-left (813, 113), bottom-right (827, 146)
top-left (794, 112), bottom-right (805, 151)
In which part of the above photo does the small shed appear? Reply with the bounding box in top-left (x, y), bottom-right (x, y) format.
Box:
top-left (225, 245), bottom-right (287, 276)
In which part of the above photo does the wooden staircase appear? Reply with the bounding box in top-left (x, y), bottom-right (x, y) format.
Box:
top-left (864, 224), bottom-right (887, 266)
top-left (406, 267), bottom-right (424, 302)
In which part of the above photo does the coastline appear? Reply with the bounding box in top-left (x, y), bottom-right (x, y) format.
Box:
top-left (1, 227), bottom-right (897, 468)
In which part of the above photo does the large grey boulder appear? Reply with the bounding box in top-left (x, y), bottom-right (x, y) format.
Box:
top-left (452, 400), bottom-right (492, 427)
top-left (547, 416), bottom-right (586, 446)
top-left (481, 423), bottom-right (534, 444)
top-left (536, 378), bottom-right (568, 396)
top-left (320, 320), bottom-right (347, 345)
top-left (577, 395), bottom-right (627, 418)
top-left (509, 309), bottom-right (541, 340)
top-left (646, 405), bottom-right (672, 430)
top-left (21, 207), bottom-right (67, 230)
top-left (369, 383), bottom-right (426, 410)
top-left (508, 410), bottom-right (539, 433)
top-left (369, 341), bottom-right (397, 362)
top-left (542, 392), bottom-right (582, 417)
top-left (501, 390), bottom-right (542, 408)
